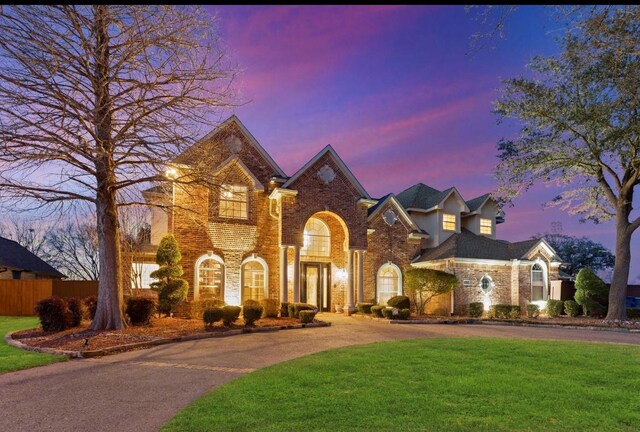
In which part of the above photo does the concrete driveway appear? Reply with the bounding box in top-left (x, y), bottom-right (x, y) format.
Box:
top-left (2, 314), bottom-right (639, 432)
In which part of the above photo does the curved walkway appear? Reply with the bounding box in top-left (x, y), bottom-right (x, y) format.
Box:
top-left (2, 314), bottom-right (639, 432)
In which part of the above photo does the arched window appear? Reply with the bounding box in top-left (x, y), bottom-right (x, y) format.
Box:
top-left (195, 254), bottom-right (224, 300)
top-left (480, 275), bottom-right (494, 294)
top-left (531, 263), bottom-right (546, 301)
top-left (241, 256), bottom-right (268, 302)
top-left (377, 263), bottom-right (402, 304)
top-left (301, 217), bottom-right (330, 257)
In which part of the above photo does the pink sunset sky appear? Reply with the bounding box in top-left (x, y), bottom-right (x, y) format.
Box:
top-left (208, 5), bottom-right (640, 283)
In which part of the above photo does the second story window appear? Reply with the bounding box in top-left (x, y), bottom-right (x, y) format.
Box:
top-left (219, 184), bottom-right (247, 219)
top-left (442, 213), bottom-right (456, 231)
top-left (480, 218), bottom-right (492, 235)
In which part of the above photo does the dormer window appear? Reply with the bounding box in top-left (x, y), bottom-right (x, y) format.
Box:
top-left (442, 213), bottom-right (456, 231)
top-left (480, 218), bottom-right (492, 235)
top-left (219, 184), bottom-right (247, 219)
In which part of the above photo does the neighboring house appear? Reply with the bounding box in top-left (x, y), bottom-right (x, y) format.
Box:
top-left (0, 236), bottom-right (65, 280)
top-left (133, 115), bottom-right (564, 314)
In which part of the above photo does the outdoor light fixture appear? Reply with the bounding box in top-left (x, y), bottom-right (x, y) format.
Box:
top-left (165, 166), bottom-right (178, 180)
top-left (336, 269), bottom-right (348, 281)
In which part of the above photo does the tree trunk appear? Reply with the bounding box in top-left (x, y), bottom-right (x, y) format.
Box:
top-left (605, 213), bottom-right (632, 321)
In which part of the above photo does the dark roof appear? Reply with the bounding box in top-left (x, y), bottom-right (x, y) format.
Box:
top-left (396, 183), bottom-right (455, 210)
top-left (415, 229), bottom-right (544, 263)
top-left (0, 236), bottom-right (65, 278)
top-left (465, 193), bottom-right (491, 213)
top-left (367, 193), bottom-right (393, 216)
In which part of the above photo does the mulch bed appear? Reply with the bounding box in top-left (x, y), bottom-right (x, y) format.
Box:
top-left (12, 316), bottom-right (302, 352)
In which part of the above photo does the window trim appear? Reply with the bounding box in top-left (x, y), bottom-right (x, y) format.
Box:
top-left (194, 253), bottom-right (225, 301)
top-left (442, 213), bottom-right (457, 232)
top-left (241, 255), bottom-right (269, 302)
top-left (479, 274), bottom-right (494, 294)
top-left (480, 217), bottom-right (492, 235)
top-left (530, 261), bottom-right (547, 302)
top-left (219, 184), bottom-right (248, 220)
top-left (301, 217), bottom-right (331, 257)
top-left (376, 262), bottom-right (403, 304)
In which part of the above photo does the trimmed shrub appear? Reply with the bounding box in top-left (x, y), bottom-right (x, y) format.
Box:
top-left (222, 305), bottom-right (241, 326)
top-left (371, 305), bottom-right (384, 318)
top-left (405, 267), bottom-right (457, 315)
top-left (35, 296), bottom-right (69, 332)
top-left (261, 298), bottom-right (279, 318)
top-left (203, 307), bottom-right (224, 327)
top-left (398, 308), bottom-right (411, 320)
top-left (299, 310), bottom-right (317, 324)
top-left (287, 303), bottom-right (295, 318)
top-left (627, 308), bottom-right (640, 320)
top-left (387, 295), bottom-right (410, 310)
top-left (508, 305), bottom-right (522, 319)
top-left (526, 304), bottom-right (540, 318)
top-left (126, 297), bottom-right (156, 325)
top-left (468, 302), bottom-right (484, 318)
top-left (176, 299), bottom-right (225, 319)
top-left (564, 300), bottom-right (580, 317)
top-left (150, 234), bottom-right (189, 316)
top-left (357, 303), bottom-right (375, 314)
top-left (243, 301), bottom-right (264, 326)
top-left (291, 303), bottom-right (316, 319)
top-left (489, 304), bottom-right (512, 319)
top-left (574, 268), bottom-right (608, 317)
top-left (381, 308), bottom-right (398, 319)
top-left (281, 302), bottom-right (290, 318)
top-left (545, 299), bottom-right (564, 318)
top-left (66, 297), bottom-right (85, 327)
top-left (84, 296), bottom-right (98, 320)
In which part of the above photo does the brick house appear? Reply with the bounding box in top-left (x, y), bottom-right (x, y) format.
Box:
top-left (137, 116), bottom-right (563, 315)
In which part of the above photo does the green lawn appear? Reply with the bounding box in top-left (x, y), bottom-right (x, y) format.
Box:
top-left (162, 338), bottom-right (640, 432)
top-left (0, 316), bottom-right (66, 374)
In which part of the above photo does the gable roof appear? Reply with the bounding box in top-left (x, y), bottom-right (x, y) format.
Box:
top-left (414, 229), bottom-right (561, 263)
top-left (367, 193), bottom-right (426, 234)
top-left (173, 115), bottom-right (286, 177)
top-left (465, 193), bottom-right (491, 214)
top-left (211, 156), bottom-right (265, 191)
top-left (0, 237), bottom-right (65, 278)
top-left (282, 145), bottom-right (370, 198)
top-left (396, 183), bottom-right (469, 212)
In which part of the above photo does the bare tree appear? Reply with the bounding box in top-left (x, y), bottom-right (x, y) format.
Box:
top-left (119, 205), bottom-right (151, 292)
top-left (0, 219), bottom-right (49, 256)
top-left (45, 217), bottom-right (100, 281)
top-left (0, 6), bottom-right (235, 329)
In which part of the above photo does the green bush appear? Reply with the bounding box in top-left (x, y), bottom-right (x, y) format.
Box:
top-left (574, 268), bottom-right (608, 317)
top-left (381, 308), bottom-right (394, 319)
top-left (203, 307), bottom-right (223, 327)
top-left (292, 303), bottom-right (316, 318)
top-left (627, 308), bottom-right (640, 320)
top-left (150, 234), bottom-right (189, 316)
top-left (287, 303), bottom-right (295, 318)
top-left (387, 295), bottom-right (410, 310)
top-left (490, 304), bottom-right (512, 319)
top-left (261, 298), bottom-right (279, 318)
top-left (508, 305), bottom-right (522, 319)
top-left (176, 299), bottom-right (225, 319)
top-left (564, 300), bottom-right (580, 317)
top-left (526, 304), bottom-right (540, 318)
top-left (243, 301), bottom-right (264, 326)
top-left (545, 299), bottom-right (564, 317)
top-left (405, 267), bottom-right (457, 316)
top-left (281, 302), bottom-right (290, 318)
top-left (299, 310), bottom-right (317, 324)
top-left (35, 296), bottom-right (69, 332)
top-left (83, 296), bottom-right (97, 320)
top-left (222, 305), bottom-right (242, 326)
top-left (398, 308), bottom-right (411, 320)
top-left (357, 303), bottom-right (375, 314)
top-left (125, 297), bottom-right (156, 326)
top-left (468, 302), bottom-right (484, 318)
top-left (371, 305), bottom-right (384, 318)
top-left (66, 297), bottom-right (85, 327)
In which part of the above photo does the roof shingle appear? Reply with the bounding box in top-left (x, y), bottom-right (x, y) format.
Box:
top-left (0, 236), bottom-right (65, 278)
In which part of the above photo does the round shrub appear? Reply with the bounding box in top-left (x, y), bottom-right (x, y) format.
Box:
top-left (526, 304), bottom-right (540, 318)
top-left (370, 305), bottom-right (384, 318)
top-left (280, 302), bottom-right (290, 317)
top-left (126, 297), bottom-right (156, 326)
top-left (490, 304), bottom-right (512, 319)
top-left (387, 296), bottom-right (410, 310)
top-left (66, 297), bottom-right (85, 327)
top-left (509, 305), bottom-right (522, 319)
top-left (35, 296), bottom-right (69, 332)
top-left (564, 300), bottom-right (580, 317)
top-left (83, 296), bottom-right (98, 320)
top-left (299, 310), bottom-right (317, 323)
top-left (545, 299), bottom-right (564, 318)
top-left (398, 308), bottom-right (411, 320)
top-left (357, 303), bottom-right (375, 314)
top-left (243, 301), bottom-right (264, 326)
top-left (203, 307), bottom-right (224, 327)
top-left (468, 302), bottom-right (484, 318)
top-left (381, 308), bottom-right (397, 319)
top-left (261, 298), bottom-right (279, 318)
top-left (222, 305), bottom-right (242, 326)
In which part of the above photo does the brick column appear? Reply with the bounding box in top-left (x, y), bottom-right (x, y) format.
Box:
top-left (346, 249), bottom-right (355, 311)
top-left (357, 250), bottom-right (365, 303)
top-left (293, 245), bottom-right (300, 302)
top-left (511, 259), bottom-right (520, 306)
top-left (280, 246), bottom-right (288, 303)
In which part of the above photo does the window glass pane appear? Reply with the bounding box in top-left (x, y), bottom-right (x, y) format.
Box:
top-left (301, 218), bottom-right (330, 257)
top-left (443, 213), bottom-right (456, 231)
top-left (243, 260), bottom-right (265, 302)
top-left (199, 259), bottom-right (223, 299)
top-left (219, 184), bottom-right (248, 219)
top-left (480, 218), bottom-right (492, 235)
top-left (377, 264), bottom-right (399, 304)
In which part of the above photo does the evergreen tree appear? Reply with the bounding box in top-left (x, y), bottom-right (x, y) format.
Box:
top-left (150, 234), bottom-right (188, 316)
top-left (574, 268), bottom-right (609, 317)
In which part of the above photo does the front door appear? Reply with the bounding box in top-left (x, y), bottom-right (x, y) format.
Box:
top-left (301, 263), bottom-right (331, 312)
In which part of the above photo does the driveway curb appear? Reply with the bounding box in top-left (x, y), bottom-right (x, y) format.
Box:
top-left (5, 321), bottom-right (331, 359)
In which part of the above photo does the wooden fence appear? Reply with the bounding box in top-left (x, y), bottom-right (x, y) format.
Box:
top-left (0, 280), bottom-right (98, 316)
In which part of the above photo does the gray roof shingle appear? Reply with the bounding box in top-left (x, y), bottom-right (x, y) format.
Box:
top-left (0, 237), bottom-right (65, 278)
top-left (396, 183), bottom-right (455, 210)
top-left (465, 193), bottom-right (491, 213)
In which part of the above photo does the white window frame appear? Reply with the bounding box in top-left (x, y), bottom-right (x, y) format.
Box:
top-left (442, 213), bottom-right (456, 231)
top-left (219, 184), bottom-right (248, 219)
top-left (301, 217), bottom-right (331, 257)
top-left (376, 262), bottom-right (403, 304)
top-left (531, 261), bottom-right (548, 302)
top-left (479, 274), bottom-right (494, 294)
top-left (241, 255), bottom-right (269, 303)
top-left (194, 253), bottom-right (225, 300)
top-left (480, 218), bottom-right (492, 235)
